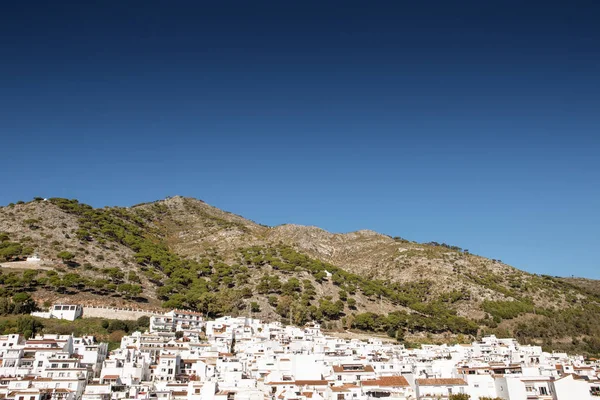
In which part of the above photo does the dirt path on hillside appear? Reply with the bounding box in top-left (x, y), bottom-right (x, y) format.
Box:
top-left (0, 261), bottom-right (54, 271)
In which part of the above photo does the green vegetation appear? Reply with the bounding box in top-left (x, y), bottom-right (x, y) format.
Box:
top-left (448, 395), bottom-right (470, 400)
top-left (0, 232), bottom-right (33, 261)
top-left (57, 251), bottom-right (75, 263)
top-left (482, 300), bottom-right (535, 320)
top-left (0, 293), bottom-right (38, 315)
top-left (0, 315), bottom-right (150, 346)
top-left (23, 218), bottom-right (41, 230)
top-left (1, 197), bottom-right (600, 356)
top-left (0, 265), bottom-right (143, 300)
top-left (351, 309), bottom-right (478, 338)
top-left (424, 241), bottom-right (464, 252)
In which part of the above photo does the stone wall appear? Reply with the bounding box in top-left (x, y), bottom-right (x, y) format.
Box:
top-left (31, 311), bottom-right (52, 319)
top-left (82, 306), bottom-right (161, 321)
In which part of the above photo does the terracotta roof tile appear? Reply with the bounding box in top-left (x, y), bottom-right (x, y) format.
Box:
top-left (361, 376), bottom-right (410, 387)
top-left (295, 380), bottom-right (328, 386)
top-left (341, 384), bottom-right (360, 389)
top-left (416, 378), bottom-right (467, 386)
top-left (330, 387), bottom-right (348, 392)
top-left (332, 365), bottom-right (374, 373)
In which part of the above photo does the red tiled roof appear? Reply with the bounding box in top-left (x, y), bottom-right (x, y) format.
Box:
top-left (331, 387), bottom-right (348, 392)
top-left (26, 340), bottom-right (57, 344)
top-left (361, 376), bottom-right (410, 387)
top-left (332, 365), bottom-right (374, 373)
top-left (295, 380), bottom-right (328, 386)
top-left (341, 384), bottom-right (360, 389)
top-left (416, 378), bottom-right (467, 386)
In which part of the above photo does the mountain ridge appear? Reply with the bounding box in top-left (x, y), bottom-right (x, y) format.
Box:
top-left (1, 196), bottom-right (599, 355)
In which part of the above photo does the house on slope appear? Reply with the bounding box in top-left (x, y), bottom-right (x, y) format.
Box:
top-left (415, 378), bottom-right (468, 400)
top-left (361, 376), bottom-right (414, 399)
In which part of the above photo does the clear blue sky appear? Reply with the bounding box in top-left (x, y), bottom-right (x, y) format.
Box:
top-left (1, 1), bottom-right (599, 278)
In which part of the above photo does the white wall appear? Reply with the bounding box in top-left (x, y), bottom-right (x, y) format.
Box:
top-left (293, 354), bottom-right (323, 381)
top-left (554, 375), bottom-right (591, 400)
top-left (82, 306), bottom-right (157, 320)
top-left (495, 376), bottom-right (528, 400)
top-left (465, 375), bottom-right (498, 399)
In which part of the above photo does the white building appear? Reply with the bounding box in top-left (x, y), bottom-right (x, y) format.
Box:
top-left (31, 304), bottom-right (83, 321)
top-left (1, 319), bottom-right (597, 400)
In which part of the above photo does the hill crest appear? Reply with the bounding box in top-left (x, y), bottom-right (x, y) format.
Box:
top-left (1, 196), bottom-right (599, 355)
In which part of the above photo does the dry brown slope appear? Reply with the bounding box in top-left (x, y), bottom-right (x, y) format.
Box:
top-left (133, 196), bottom-right (269, 257)
top-left (0, 196), bottom-right (590, 315)
top-left (136, 197), bottom-right (581, 314)
top-left (0, 201), bottom-right (135, 268)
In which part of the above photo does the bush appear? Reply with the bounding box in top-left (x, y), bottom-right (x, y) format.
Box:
top-left (108, 330), bottom-right (126, 343)
top-left (16, 316), bottom-right (44, 339)
top-left (482, 300), bottom-right (534, 320)
top-left (57, 251), bottom-right (75, 263)
top-left (136, 316), bottom-right (150, 328)
top-left (107, 320), bottom-right (128, 333)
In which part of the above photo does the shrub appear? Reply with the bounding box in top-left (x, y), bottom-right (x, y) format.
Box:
top-left (57, 251), bottom-right (75, 263)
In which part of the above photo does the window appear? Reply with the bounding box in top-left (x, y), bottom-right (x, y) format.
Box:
top-left (539, 387), bottom-right (548, 395)
top-left (38, 361), bottom-right (43, 367)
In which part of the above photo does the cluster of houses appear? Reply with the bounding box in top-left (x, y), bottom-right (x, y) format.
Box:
top-left (2, 309), bottom-right (600, 400)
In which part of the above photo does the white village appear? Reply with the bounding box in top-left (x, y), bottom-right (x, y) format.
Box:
top-left (0, 307), bottom-right (598, 400)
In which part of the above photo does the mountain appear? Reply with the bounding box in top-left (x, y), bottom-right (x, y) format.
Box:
top-left (1, 196), bottom-right (599, 355)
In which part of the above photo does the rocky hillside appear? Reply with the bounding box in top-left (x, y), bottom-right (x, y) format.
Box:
top-left (1, 196), bottom-right (599, 355)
